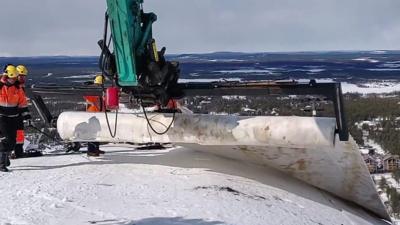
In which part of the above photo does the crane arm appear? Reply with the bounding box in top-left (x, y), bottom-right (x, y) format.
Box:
top-left (101, 0), bottom-right (180, 105)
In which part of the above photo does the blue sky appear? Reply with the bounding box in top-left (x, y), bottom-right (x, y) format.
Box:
top-left (0, 0), bottom-right (399, 56)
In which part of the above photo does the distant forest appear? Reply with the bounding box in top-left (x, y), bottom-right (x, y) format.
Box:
top-left (345, 93), bottom-right (400, 154)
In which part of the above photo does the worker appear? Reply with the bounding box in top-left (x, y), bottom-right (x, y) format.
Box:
top-left (2, 64), bottom-right (13, 75)
top-left (0, 65), bottom-right (31, 172)
top-left (84, 74), bottom-right (105, 157)
top-left (94, 74), bottom-right (104, 86)
top-left (16, 65), bottom-right (28, 88)
top-left (12, 65), bottom-right (29, 158)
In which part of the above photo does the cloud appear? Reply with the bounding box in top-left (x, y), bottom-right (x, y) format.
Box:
top-left (0, 0), bottom-right (399, 56)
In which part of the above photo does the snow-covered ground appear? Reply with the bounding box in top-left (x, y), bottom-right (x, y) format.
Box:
top-left (341, 82), bottom-right (400, 94)
top-left (300, 78), bottom-right (400, 94)
top-left (0, 144), bottom-right (390, 225)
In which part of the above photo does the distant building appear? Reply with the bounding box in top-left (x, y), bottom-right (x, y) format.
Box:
top-left (383, 155), bottom-right (400, 172)
top-left (362, 152), bottom-right (388, 174)
top-left (363, 154), bottom-right (378, 173)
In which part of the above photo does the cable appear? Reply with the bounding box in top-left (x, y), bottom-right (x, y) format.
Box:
top-left (136, 114), bottom-right (168, 129)
top-left (140, 100), bottom-right (176, 135)
top-left (99, 12), bottom-right (114, 80)
top-left (98, 11), bottom-right (119, 138)
top-left (104, 106), bottom-right (118, 138)
top-left (99, 12), bottom-right (109, 77)
top-left (101, 83), bottom-right (118, 138)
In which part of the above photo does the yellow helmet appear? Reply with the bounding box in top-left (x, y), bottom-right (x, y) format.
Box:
top-left (16, 65), bottom-right (28, 76)
top-left (94, 75), bottom-right (104, 85)
top-left (5, 65), bottom-right (18, 78)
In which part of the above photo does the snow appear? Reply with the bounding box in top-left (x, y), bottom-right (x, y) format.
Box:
top-left (208, 59), bottom-right (245, 62)
top-left (365, 139), bottom-right (387, 155)
top-left (221, 95), bottom-right (247, 100)
top-left (61, 75), bottom-right (95, 79)
top-left (301, 78), bottom-right (400, 94)
top-left (242, 107), bottom-right (256, 112)
top-left (352, 57), bottom-right (380, 63)
top-left (215, 69), bottom-right (273, 74)
top-left (370, 50), bottom-right (388, 55)
top-left (341, 82), bottom-right (400, 94)
top-left (360, 147), bottom-right (370, 155)
top-left (298, 78), bottom-right (400, 94)
top-left (0, 145), bottom-right (389, 225)
top-left (379, 62), bottom-right (400, 69)
top-left (307, 69), bottom-right (326, 73)
top-left (358, 120), bottom-right (378, 128)
top-left (367, 68), bottom-right (400, 72)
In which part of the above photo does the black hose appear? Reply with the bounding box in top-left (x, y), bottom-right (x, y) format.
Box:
top-left (141, 102), bottom-right (176, 135)
top-left (104, 106), bottom-right (118, 138)
top-left (98, 11), bottom-right (119, 138)
top-left (99, 12), bottom-right (110, 78)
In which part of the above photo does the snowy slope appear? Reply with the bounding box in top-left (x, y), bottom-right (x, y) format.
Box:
top-left (0, 145), bottom-right (390, 225)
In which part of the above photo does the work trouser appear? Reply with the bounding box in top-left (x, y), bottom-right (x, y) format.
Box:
top-left (0, 116), bottom-right (18, 168)
top-left (88, 142), bottom-right (100, 153)
top-left (14, 116), bottom-right (24, 158)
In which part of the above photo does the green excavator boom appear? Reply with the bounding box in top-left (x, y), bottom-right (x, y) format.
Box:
top-left (106, 0), bottom-right (157, 86)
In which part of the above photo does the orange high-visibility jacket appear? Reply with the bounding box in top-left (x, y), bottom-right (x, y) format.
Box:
top-left (0, 82), bottom-right (29, 117)
top-left (84, 96), bottom-right (104, 112)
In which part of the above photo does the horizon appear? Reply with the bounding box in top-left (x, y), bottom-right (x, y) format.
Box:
top-left (1, 49), bottom-right (400, 58)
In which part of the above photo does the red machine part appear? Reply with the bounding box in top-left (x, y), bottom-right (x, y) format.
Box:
top-left (106, 87), bottom-right (119, 110)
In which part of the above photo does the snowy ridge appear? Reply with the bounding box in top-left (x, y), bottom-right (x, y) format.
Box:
top-left (0, 145), bottom-right (390, 225)
top-left (56, 112), bottom-right (390, 220)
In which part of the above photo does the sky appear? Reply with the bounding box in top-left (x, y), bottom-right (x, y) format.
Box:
top-left (0, 0), bottom-right (399, 56)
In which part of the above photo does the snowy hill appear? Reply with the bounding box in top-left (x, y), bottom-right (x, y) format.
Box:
top-left (0, 145), bottom-right (390, 225)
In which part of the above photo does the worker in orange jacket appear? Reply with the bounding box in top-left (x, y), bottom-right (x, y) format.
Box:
top-left (12, 65), bottom-right (29, 158)
top-left (0, 65), bottom-right (31, 172)
top-left (84, 75), bottom-right (105, 157)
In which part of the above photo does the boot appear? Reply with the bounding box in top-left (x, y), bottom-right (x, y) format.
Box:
top-left (0, 152), bottom-right (9, 170)
top-left (14, 145), bottom-right (24, 158)
top-left (10, 152), bottom-right (16, 159)
top-left (96, 149), bottom-right (105, 154)
top-left (87, 142), bottom-right (100, 157)
top-left (87, 151), bottom-right (100, 157)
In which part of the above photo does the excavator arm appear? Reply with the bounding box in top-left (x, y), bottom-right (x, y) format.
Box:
top-left (100, 0), bottom-right (180, 105)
